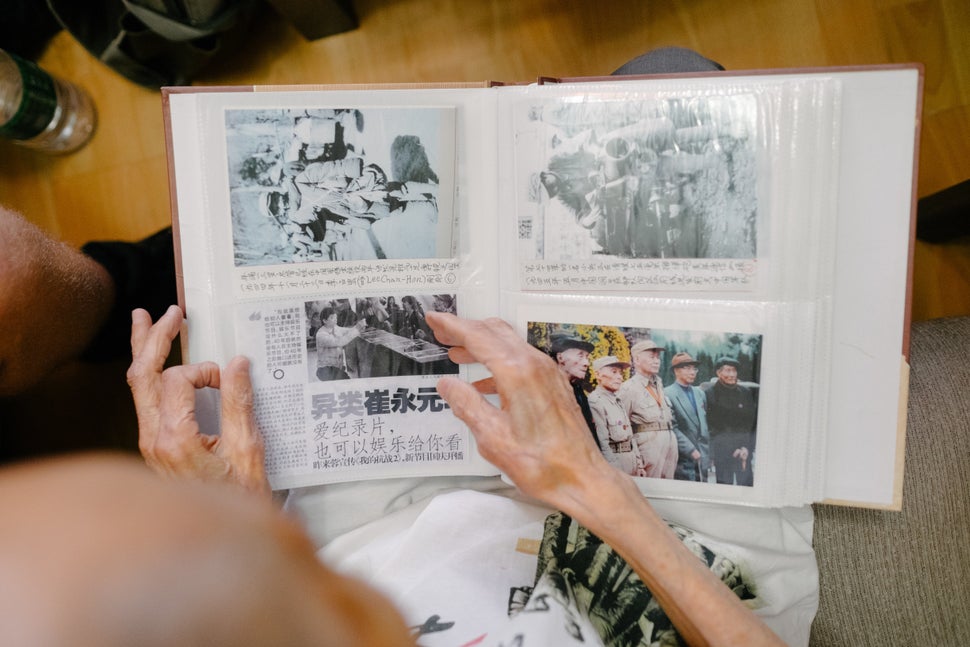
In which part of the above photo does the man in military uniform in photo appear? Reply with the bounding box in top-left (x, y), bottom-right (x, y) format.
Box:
top-left (704, 356), bottom-right (758, 486)
top-left (617, 339), bottom-right (679, 479)
top-left (664, 352), bottom-right (711, 482)
top-left (587, 355), bottom-right (646, 476)
top-left (549, 334), bottom-right (598, 446)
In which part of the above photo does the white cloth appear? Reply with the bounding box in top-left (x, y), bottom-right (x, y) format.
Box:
top-left (288, 479), bottom-right (818, 646)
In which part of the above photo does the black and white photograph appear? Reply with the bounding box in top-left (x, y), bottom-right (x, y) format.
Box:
top-left (223, 106), bottom-right (455, 266)
top-left (305, 294), bottom-right (459, 383)
top-left (518, 94), bottom-right (758, 262)
top-left (528, 320), bottom-right (762, 486)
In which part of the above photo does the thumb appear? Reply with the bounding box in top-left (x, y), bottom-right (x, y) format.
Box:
top-left (219, 356), bottom-right (269, 493)
top-left (220, 357), bottom-right (256, 436)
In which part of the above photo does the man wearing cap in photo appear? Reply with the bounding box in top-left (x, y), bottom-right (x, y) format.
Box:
top-left (549, 333), bottom-right (598, 445)
top-left (664, 352), bottom-right (711, 482)
top-left (617, 339), bottom-right (679, 479)
top-left (704, 357), bottom-right (758, 486)
top-left (587, 356), bottom-right (646, 476)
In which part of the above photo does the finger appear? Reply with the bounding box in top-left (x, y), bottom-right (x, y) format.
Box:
top-left (129, 308), bottom-right (182, 450)
top-left (446, 346), bottom-right (477, 365)
top-left (181, 360), bottom-right (222, 390)
top-left (159, 364), bottom-right (217, 430)
top-left (436, 376), bottom-right (507, 441)
top-left (426, 311), bottom-right (488, 348)
top-left (144, 361), bottom-right (220, 470)
top-left (219, 356), bottom-right (268, 492)
top-left (219, 356), bottom-right (255, 437)
top-left (471, 376), bottom-right (497, 395)
top-left (157, 361), bottom-right (221, 440)
top-left (133, 305), bottom-right (184, 374)
top-left (128, 307), bottom-right (179, 395)
top-left (425, 311), bottom-right (457, 345)
top-left (426, 313), bottom-right (533, 370)
top-left (131, 305), bottom-right (180, 357)
top-left (130, 308), bottom-right (154, 356)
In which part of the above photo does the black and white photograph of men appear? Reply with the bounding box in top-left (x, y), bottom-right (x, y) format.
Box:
top-left (305, 294), bottom-right (459, 383)
top-left (520, 94), bottom-right (758, 262)
top-left (528, 320), bottom-right (761, 486)
top-left (223, 106), bottom-right (455, 266)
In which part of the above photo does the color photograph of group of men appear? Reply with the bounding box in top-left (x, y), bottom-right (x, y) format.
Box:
top-left (528, 321), bottom-right (762, 487)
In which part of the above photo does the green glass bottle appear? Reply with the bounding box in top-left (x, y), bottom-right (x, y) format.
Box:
top-left (0, 49), bottom-right (97, 154)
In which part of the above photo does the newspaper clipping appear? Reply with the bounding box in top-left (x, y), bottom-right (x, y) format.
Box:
top-left (236, 293), bottom-right (467, 487)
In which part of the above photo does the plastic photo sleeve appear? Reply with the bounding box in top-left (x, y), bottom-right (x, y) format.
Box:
top-left (193, 93), bottom-right (463, 304)
top-left (500, 77), bottom-right (842, 303)
top-left (232, 292), bottom-right (491, 489)
top-left (508, 292), bottom-right (827, 507)
top-left (506, 84), bottom-right (765, 293)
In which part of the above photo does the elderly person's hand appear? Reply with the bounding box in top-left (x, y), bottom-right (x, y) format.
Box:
top-left (127, 305), bottom-right (269, 496)
top-left (425, 312), bottom-right (613, 511)
top-left (425, 311), bottom-right (784, 647)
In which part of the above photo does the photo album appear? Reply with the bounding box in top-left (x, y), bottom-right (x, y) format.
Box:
top-left (163, 65), bottom-right (921, 509)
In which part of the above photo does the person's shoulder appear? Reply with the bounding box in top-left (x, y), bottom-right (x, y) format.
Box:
top-left (616, 377), bottom-right (638, 394)
top-left (738, 382), bottom-right (759, 399)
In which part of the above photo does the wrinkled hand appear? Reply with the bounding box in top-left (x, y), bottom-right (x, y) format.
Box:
top-left (425, 312), bottom-right (612, 510)
top-left (127, 305), bottom-right (269, 496)
top-left (428, 315), bottom-right (785, 647)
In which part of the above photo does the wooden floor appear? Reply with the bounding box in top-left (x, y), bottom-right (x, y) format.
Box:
top-left (1, 0), bottom-right (968, 320)
top-left (1, 0), bottom-right (968, 458)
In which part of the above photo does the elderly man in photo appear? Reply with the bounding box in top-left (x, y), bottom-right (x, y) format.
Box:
top-left (587, 356), bottom-right (646, 476)
top-left (617, 339), bottom-right (679, 479)
top-left (704, 357), bottom-right (757, 486)
top-left (549, 333), bottom-right (598, 444)
top-left (664, 352), bottom-right (711, 482)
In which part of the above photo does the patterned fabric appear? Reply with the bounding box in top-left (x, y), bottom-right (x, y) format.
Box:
top-left (509, 511), bottom-right (758, 647)
top-left (314, 488), bottom-right (816, 646)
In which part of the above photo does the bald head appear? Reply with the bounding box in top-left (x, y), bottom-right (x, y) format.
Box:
top-left (0, 454), bottom-right (412, 647)
top-left (0, 205), bottom-right (114, 395)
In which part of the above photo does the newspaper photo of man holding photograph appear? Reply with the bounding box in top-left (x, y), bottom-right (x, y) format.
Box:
top-left (305, 294), bottom-right (459, 383)
top-left (231, 292), bottom-right (466, 486)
